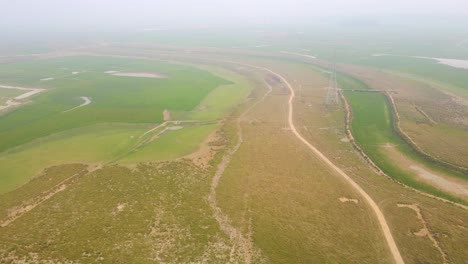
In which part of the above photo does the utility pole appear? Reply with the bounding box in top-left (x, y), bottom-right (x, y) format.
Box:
top-left (325, 54), bottom-right (339, 106)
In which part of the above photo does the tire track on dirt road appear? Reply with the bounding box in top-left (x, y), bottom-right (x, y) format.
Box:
top-left (252, 65), bottom-right (405, 264)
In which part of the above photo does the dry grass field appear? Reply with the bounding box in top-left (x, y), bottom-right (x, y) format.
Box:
top-left (0, 44), bottom-right (466, 263)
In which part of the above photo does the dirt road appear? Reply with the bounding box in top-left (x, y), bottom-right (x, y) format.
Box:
top-left (256, 66), bottom-right (405, 264)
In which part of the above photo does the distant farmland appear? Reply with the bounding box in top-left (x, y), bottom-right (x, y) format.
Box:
top-left (0, 56), bottom-right (251, 193)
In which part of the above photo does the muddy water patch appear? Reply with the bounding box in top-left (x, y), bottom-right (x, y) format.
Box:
top-left (63, 96), bottom-right (92, 113)
top-left (109, 72), bottom-right (169, 78)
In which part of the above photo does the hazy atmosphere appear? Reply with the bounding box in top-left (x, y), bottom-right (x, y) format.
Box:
top-left (2, 0), bottom-right (468, 30)
top-left (0, 1), bottom-right (467, 263)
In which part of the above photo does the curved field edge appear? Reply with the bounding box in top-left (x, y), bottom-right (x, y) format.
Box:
top-left (0, 56), bottom-right (228, 152)
top-left (0, 123), bottom-right (147, 193)
top-left (337, 74), bottom-right (467, 205)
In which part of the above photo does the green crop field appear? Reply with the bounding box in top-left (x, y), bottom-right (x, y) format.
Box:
top-left (0, 123), bottom-right (148, 193)
top-left (340, 74), bottom-right (466, 204)
top-left (0, 56), bottom-right (253, 194)
top-left (0, 56), bottom-right (229, 152)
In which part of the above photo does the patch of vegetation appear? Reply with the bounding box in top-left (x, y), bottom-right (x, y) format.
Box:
top-left (0, 163), bottom-right (87, 219)
top-left (0, 162), bottom-right (232, 263)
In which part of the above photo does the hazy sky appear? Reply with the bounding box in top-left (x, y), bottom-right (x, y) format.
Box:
top-left (2, 0), bottom-right (468, 30)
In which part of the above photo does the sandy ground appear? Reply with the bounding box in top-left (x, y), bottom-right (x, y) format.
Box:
top-left (339, 197), bottom-right (359, 204)
top-left (380, 143), bottom-right (468, 201)
top-left (0, 85), bottom-right (45, 111)
top-left (110, 72), bottom-right (168, 78)
top-left (410, 165), bottom-right (468, 198)
top-left (183, 128), bottom-right (222, 169)
top-left (63, 96), bottom-right (91, 112)
top-left (163, 109), bottom-right (171, 121)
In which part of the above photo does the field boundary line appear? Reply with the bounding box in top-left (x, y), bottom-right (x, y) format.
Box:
top-left (0, 166), bottom-right (96, 228)
top-left (385, 92), bottom-right (467, 175)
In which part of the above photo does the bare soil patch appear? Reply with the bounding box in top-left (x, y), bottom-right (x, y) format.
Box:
top-left (163, 109), bottom-right (171, 121)
top-left (410, 165), bottom-right (468, 198)
top-left (339, 197), bottom-right (359, 204)
top-left (183, 127), bottom-right (224, 169)
top-left (381, 144), bottom-right (468, 200)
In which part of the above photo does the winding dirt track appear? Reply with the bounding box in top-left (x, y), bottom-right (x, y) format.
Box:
top-left (22, 50), bottom-right (404, 262)
top-left (255, 65), bottom-right (405, 264)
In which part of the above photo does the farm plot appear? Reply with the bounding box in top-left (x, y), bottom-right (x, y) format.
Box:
top-left (0, 56), bottom-right (253, 194)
